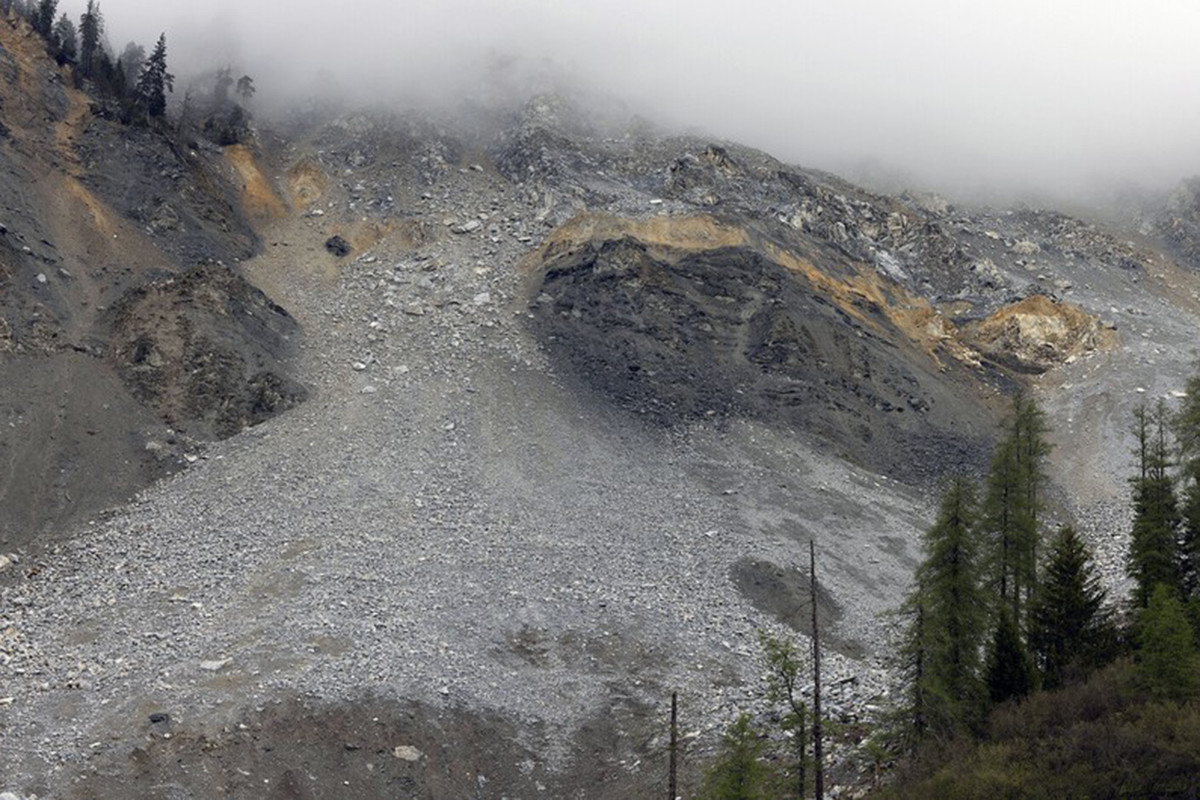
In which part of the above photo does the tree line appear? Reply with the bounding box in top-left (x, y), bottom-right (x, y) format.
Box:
top-left (905, 376), bottom-right (1200, 747)
top-left (699, 372), bottom-right (1200, 798)
top-left (1, 0), bottom-right (172, 123)
top-left (5, 0), bottom-right (259, 137)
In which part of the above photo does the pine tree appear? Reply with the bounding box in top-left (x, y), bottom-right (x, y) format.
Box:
top-left (1028, 525), bottom-right (1113, 688)
top-left (898, 580), bottom-right (930, 745)
top-left (1175, 369), bottom-right (1200, 597)
top-left (1129, 401), bottom-right (1182, 607)
top-left (213, 66), bottom-right (233, 108)
top-left (1137, 583), bottom-right (1199, 701)
top-left (982, 435), bottom-right (1021, 609)
top-left (135, 33), bottom-right (173, 118)
top-left (51, 13), bottom-right (75, 63)
top-left (981, 392), bottom-right (1049, 627)
top-left (700, 714), bottom-right (771, 800)
top-left (32, 0), bottom-right (54, 37)
top-left (985, 606), bottom-right (1034, 703)
top-left (906, 477), bottom-right (987, 738)
top-left (1013, 393), bottom-right (1050, 606)
top-left (759, 630), bottom-right (807, 798)
top-left (236, 74), bottom-right (255, 104)
top-left (119, 41), bottom-right (144, 88)
top-left (78, 0), bottom-right (102, 79)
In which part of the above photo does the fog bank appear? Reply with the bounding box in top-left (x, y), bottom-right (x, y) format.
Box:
top-left (68, 0), bottom-right (1200, 202)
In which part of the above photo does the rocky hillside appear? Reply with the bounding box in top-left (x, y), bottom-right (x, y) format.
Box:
top-left (5, 14), bottom-right (1200, 798)
top-left (0, 15), bottom-right (304, 547)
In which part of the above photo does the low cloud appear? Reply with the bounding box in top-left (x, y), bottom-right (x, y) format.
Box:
top-left (76, 0), bottom-right (1200, 202)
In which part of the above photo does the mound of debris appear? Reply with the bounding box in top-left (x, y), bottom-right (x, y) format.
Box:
top-left (963, 294), bottom-right (1115, 374)
top-left (105, 263), bottom-right (307, 440)
top-left (525, 213), bottom-right (997, 478)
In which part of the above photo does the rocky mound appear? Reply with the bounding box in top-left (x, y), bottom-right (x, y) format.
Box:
top-left (963, 294), bottom-right (1115, 374)
top-left (105, 263), bottom-right (307, 440)
top-left (526, 213), bottom-right (998, 478)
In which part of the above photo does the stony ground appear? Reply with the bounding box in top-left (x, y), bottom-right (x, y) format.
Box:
top-left (5, 85), bottom-right (1200, 798)
top-left (0, 148), bottom-right (932, 798)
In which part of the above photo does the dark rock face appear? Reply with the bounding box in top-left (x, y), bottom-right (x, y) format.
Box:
top-left (106, 264), bottom-right (307, 440)
top-left (325, 234), bottom-right (351, 256)
top-left (529, 235), bottom-right (992, 479)
top-left (76, 123), bottom-right (259, 267)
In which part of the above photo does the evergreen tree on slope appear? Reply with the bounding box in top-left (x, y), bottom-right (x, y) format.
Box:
top-left (906, 477), bottom-right (987, 738)
top-left (1028, 525), bottom-right (1112, 688)
top-left (135, 33), bottom-right (173, 118)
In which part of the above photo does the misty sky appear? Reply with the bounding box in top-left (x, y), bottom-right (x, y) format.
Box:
top-left (67, 0), bottom-right (1200, 200)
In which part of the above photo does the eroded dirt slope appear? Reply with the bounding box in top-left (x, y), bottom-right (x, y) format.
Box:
top-left (0, 15), bottom-right (303, 546)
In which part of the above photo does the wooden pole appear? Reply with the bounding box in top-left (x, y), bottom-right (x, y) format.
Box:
top-left (669, 691), bottom-right (678, 800)
top-left (811, 539), bottom-right (824, 800)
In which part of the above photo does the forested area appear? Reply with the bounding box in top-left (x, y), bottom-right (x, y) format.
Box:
top-left (701, 373), bottom-right (1200, 799)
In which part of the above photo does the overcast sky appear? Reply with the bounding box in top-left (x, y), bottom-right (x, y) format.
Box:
top-left (67, 0), bottom-right (1200, 201)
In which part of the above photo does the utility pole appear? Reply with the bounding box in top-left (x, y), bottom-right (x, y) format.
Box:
top-left (668, 691), bottom-right (678, 800)
top-left (811, 539), bottom-right (824, 800)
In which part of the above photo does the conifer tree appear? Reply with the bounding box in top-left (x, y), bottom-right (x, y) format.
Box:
top-left (759, 630), bottom-right (807, 798)
top-left (1014, 394), bottom-right (1050, 602)
top-left (898, 580), bottom-right (930, 745)
top-left (1137, 583), bottom-right (1199, 701)
top-left (135, 33), bottom-right (173, 118)
top-left (78, 0), bottom-right (102, 79)
top-left (1028, 525), bottom-right (1112, 688)
top-left (700, 714), bottom-right (771, 800)
top-left (1129, 401), bottom-right (1182, 607)
top-left (119, 41), bottom-right (144, 88)
top-left (1175, 369), bottom-right (1200, 597)
top-left (32, 0), bottom-right (54, 37)
top-left (51, 13), bottom-right (75, 63)
top-left (985, 606), bottom-right (1034, 704)
top-left (906, 477), bottom-right (987, 738)
top-left (983, 435), bottom-right (1020, 609)
top-left (981, 392), bottom-right (1049, 627)
top-left (213, 66), bottom-right (233, 108)
top-left (236, 74), bottom-right (255, 104)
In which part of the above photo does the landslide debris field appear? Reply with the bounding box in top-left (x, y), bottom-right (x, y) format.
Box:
top-left (5, 22), bottom-right (1200, 798)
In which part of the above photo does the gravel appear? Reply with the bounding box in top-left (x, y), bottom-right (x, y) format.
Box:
top-left (6, 97), bottom-right (1200, 796)
top-left (0, 136), bottom-right (917, 794)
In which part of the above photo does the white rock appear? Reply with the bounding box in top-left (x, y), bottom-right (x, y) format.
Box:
top-left (393, 745), bottom-right (423, 761)
top-left (35, 273), bottom-right (47, 284)
top-left (199, 658), bottom-right (231, 672)
top-left (473, 292), bottom-right (491, 306)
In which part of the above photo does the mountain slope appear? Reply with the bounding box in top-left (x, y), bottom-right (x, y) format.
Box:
top-left (0, 16), bottom-right (303, 546)
top-left (4, 39), bottom-right (1200, 799)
